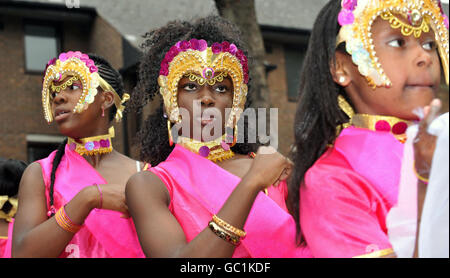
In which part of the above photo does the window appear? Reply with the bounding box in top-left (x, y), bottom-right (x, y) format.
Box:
top-left (26, 134), bottom-right (65, 163)
top-left (24, 23), bottom-right (61, 73)
top-left (284, 44), bottom-right (307, 102)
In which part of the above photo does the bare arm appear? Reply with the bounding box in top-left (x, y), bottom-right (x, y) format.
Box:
top-left (12, 162), bottom-right (99, 257)
top-left (126, 147), bottom-right (291, 258)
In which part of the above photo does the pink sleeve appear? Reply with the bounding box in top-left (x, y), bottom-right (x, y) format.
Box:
top-left (267, 180), bottom-right (289, 213)
top-left (300, 163), bottom-right (392, 258)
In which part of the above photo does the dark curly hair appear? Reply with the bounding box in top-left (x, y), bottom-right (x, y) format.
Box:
top-left (287, 0), bottom-right (352, 245)
top-left (130, 15), bottom-right (259, 166)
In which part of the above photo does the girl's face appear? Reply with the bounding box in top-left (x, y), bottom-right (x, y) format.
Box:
top-left (50, 75), bottom-right (104, 138)
top-left (342, 16), bottom-right (441, 120)
top-left (177, 74), bottom-right (234, 141)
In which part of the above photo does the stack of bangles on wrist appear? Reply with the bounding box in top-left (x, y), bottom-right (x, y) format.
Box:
top-left (55, 206), bottom-right (83, 233)
top-left (208, 215), bottom-right (246, 246)
top-left (413, 161), bottom-right (429, 185)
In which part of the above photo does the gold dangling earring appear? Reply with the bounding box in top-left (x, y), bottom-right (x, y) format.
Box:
top-left (167, 119), bottom-right (174, 146)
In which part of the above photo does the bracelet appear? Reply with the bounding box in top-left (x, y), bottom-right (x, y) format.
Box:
top-left (94, 183), bottom-right (103, 209)
top-left (212, 215), bottom-right (246, 238)
top-left (55, 206), bottom-right (83, 233)
top-left (413, 161), bottom-right (429, 184)
top-left (208, 221), bottom-right (241, 246)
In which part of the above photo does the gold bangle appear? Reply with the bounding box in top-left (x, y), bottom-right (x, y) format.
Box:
top-left (212, 214), bottom-right (246, 238)
top-left (55, 206), bottom-right (83, 233)
top-left (208, 221), bottom-right (241, 246)
top-left (413, 161), bottom-right (429, 184)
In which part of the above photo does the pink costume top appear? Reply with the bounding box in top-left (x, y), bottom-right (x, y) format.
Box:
top-left (300, 127), bottom-right (402, 258)
top-left (0, 219), bottom-right (14, 258)
top-left (149, 144), bottom-right (312, 258)
top-left (37, 145), bottom-right (145, 258)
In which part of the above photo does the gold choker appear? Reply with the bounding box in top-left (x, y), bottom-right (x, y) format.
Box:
top-left (67, 126), bottom-right (115, 156)
top-left (178, 134), bottom-right (235, 162)
top-left (350, 114), bottom-right (411, 143)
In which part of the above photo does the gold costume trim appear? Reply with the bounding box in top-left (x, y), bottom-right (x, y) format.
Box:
top-left (353, 248), bottom-right (395, 258)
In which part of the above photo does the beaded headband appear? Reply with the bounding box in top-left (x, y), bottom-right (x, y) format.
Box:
top-left (336, 0), bottom-right (449, 88)
top-left (157, 39), bottom-right (249, 131)
top-left (42, 51), bottom-right (130, 123)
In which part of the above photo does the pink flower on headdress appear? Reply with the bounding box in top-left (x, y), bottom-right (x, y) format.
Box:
top-left (444, 14), bottom-right (449, 29)
top-left (73, 51), bottom-right (82, 59)
top-left (211, 42), bottom-right (222, 54)
top-left (85, 59), bottom-right (95, 68)
top-left (338, 9), bottom-right (354, 26)
top-left (198, 39), bottom-right (208, 51)
top-left (342, 0), bottom-right (357, 11)
top-left (80, 53), bottom-right (90, 62)
top-left (221, 41), bottom-right (230, 53)
top-left (89, 65), bottom-right (98, 73)
top-left (228, 43), bottom-right (238, 55)
top-left (180, 40), bottom-right (191, 51)
top-left (59, 52), bottom-right (69, 62)
top-left (67, 51), bottom-right (75, 58)
top-left (243, 63), bottom-right (249, 83)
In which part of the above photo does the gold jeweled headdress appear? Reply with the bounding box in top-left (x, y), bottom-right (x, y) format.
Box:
top-left (336, 0), bottom-right (449, 88)
top-left (158, 39), bottom-right (249, 161)
top-left (42, 51), bottom-right (130, 123)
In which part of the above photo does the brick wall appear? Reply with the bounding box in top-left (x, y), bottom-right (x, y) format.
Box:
top-left (265, 42), bottom-right (298, 156)
top-left (0, 12), bottom-right (125, 162)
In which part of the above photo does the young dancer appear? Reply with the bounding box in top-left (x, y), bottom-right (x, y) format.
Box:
top-left (289, 0), bottom-right (448, 258)
top-left (13, 52), bottom-right (146, 257)
top-left (126, 16), bottom-right (310, 258)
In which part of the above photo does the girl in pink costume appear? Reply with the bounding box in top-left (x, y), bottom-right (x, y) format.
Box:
top-left (288, 0), bottom-right (448, 258)
top-left (12, 53), bottom-right (146, 257)
top-left (126, 16), bottom-right (311, 258)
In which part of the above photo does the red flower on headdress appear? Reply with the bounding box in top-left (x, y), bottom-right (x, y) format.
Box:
top-left (180, 40), bottom-right (191, 51)
top-left (189, 38), bottom-right (199, 50)
top-left (47, 57), bottom-right (57, 66)
top-left (160, 62), bottom-right (169, 76)
top-left (221, 41), bottom-right (230, 53)
top-left (235, 49), bottom-right (244, 61)
top-left (89, 65), bottom-right (98, 73)
top-left (211, 42), bottom-right (222, 54)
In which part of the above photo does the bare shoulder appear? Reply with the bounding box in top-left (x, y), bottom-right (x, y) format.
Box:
top-left (20, 162), bottom-right (45, 191)
top-left (125, 170), bottom-right (170, 206)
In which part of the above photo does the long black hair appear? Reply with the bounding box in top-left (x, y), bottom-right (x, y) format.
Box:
top-left (47, 53), bottom-right (125, 216)
top-left (129, 15), bottom-right (259, 166)
top-left (288, 0), bottom-right (353, 245)
top-left (0, 158), bottom-right (27, 214)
